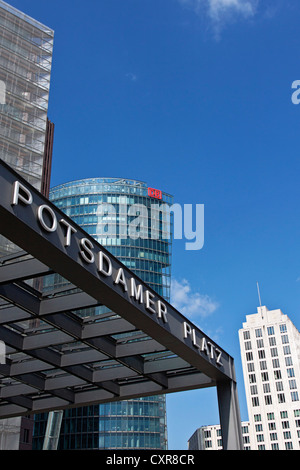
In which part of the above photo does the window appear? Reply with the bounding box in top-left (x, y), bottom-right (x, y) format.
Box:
top-left (252, 397), bottom-right (259, 407)
top-left (272, 358), bottom-right (280, 368)
top-left (289, 379), bottom-right (297, 390)
top-left (291, 391), bottom-right (299, 402)
top-left (246, 352), bottom-right (253, 361)
top-left (285, 357), bottom-right (293, 367)
top-left (274, 370), bottom-right (282, 380)
top-left (249, 374), bottom-right (256, 383)
top-left (265, 395), bottom-right (272, 405)
top-left (258, 350), bottom-right (266, 359)
top-left (251, 385), bottom-right (258, 395)
top-left (254, 414), bottom-right (262, 422)
top-left (257, 339), bottom-right (264, 348)
top-left (244, 341), bottom-right (252, 351)
top-left (243, 330), bottom-right (250, 340)
top-left (267, 326), bottom-right (275, 335)
top-left (261, 372), bottom-right (269, 382)
top-left (280, 324), bottom-right (287, 333)
top-left (281, 334), bottom-right (289, 344)
top-left (255, 424), bottom-right (263, 432)
top-left (281, 420), bottom-right (290, 428)
top-left (276, 381), bottom-right (284, 392)
top-left (278, 393), bottom-right (285, 404)
top-left (270, 432), bottom-right (278, 441)
top-left (22, 428), bottom-right (30, 444)
top-left (255, 328), bottom-right (262, 338)
top-left (260, 361), bottom-right (267, 370)
top-left (263, 383), bottom-right (271, 393)
top-left (281, 411), bottom-right (288, 419)
top-left (269, 337), bottom-right (276, 346)
top-left (271, 347), bottom-right (278, 357)
top-left (287, 368), bottom-right (295, 378)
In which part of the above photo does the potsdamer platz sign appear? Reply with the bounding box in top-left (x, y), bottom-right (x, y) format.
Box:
top-left (0, 160), bottom-right (243, 450)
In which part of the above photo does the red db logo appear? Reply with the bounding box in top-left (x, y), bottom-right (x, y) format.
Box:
top-left (148, 187), bottom-right (162, 199)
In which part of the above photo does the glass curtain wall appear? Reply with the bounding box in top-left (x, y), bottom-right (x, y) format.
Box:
top-left (33, 177), bottom-right (173, 450)
top-left (0, 0), bottom-right (54, 187)
top-left (0, 0), bottom-right (54, 256)
top-left (0, 0), bottom-right (54, 449)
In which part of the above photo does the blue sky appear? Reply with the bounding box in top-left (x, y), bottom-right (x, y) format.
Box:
top-left (7, 0), bottom-right (300, 449)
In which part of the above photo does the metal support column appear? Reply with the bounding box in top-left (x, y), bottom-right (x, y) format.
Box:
top-left (217, 379), bottom-right (243, 450)
top-left (42, 411), bottom-right (63, 450)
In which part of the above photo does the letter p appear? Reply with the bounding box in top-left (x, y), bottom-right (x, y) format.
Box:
top-left (12, 181), bottom-right (33, 206)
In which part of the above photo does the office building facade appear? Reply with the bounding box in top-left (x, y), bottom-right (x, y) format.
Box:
top-left (0, 0), bottom-right (54, 186)
top-left (0, 0), bottom-right (54, 259)
top-left (188, 305), bottom-right (300, 451)
top-left (239, 306), bottom-right (300, 450)
top-left (0, 0), bottom-right (54, 188)
top-left (33, 177), bottom-right (173, 450)
top-left (188, 422), bottom-right (252, 450)
top-left (0, 0), bottom-right (54, 449)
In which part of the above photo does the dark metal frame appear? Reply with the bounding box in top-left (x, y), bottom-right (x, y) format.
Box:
top-left (0, 160), bottom-right (243, 449)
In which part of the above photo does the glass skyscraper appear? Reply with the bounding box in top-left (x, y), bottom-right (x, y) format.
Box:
top-left (0, 0), bottom-right (54, 258)
top-left (0, 0), bottom-right (54, 449)
top-left (33, 177), bottom-right (173, 450)
top-left (0, 0), bottom-right (54, 188)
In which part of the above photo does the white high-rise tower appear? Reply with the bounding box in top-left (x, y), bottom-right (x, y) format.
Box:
top-left (239, 306), bottom-right (300, 450)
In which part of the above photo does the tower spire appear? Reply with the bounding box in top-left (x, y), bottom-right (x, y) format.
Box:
top-left (257, 281), bottom-right (262, 307)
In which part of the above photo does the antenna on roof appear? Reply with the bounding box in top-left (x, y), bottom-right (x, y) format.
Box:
top-left (257, 281), bottom-right (262, 307)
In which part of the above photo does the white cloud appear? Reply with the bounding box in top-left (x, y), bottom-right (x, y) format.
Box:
top-left (179, 0), bottom-right (258, 37)
top-left (126, 72), bottom-right (138, 82)
top-left (171, 278), bottom-right (219, 319)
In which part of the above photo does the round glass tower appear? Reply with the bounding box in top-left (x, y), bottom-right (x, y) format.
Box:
top-left (33, 177), bottom-right (173, 450)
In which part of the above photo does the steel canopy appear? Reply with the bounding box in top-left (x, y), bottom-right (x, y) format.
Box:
top-left (0, 160), bottom-right (243, 450)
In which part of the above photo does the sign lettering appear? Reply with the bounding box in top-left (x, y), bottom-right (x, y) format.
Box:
top-left (9, 179), bottom-right (224, 368)
top-left (183, 321), bottom-right (223, 366)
